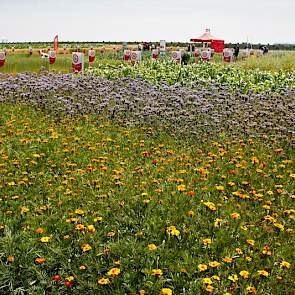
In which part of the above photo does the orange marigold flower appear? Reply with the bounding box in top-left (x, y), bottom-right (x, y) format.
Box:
top-left (107, 267), bottom-right (120, 278)
top-left (223, 257), bottom-right (233, 263)
top-left (98, 277), bottom-right (110, 285)
top-left (151, 269), bottom-right (163, 276)
top-left (257, 270), bottom-right (269, 277)
top-left (230, 212), bottom-right (240, 220)
top-left (246, 286), bottom-right (257, 294)
top-left (240, 270), bottom-right (249, 279)
top-left (246, 239), bottom-right (255, 246)
top-left (81, 243), bottom-right (92, 252)
top-left (161, 288), bottom-right (172, 295)
top-left (35, 257), bottom-right (46, 264)
top-left (35, 228), bottom-right (44, 234)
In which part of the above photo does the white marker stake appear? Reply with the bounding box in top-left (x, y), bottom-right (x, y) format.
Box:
top-left (88, 49), bottom-right (95, 63)
top-left (171, 51), bottom-right (181, 62)
top-left (72, 52), bottom-right (84, 73)
top-left (0, 52), bottom-right (5, 67)
top-left (130, 51), bottom-right (141, 62)
top-left (152, 49), bottom-right (159, 60)
top-left (48, 51), bottom-right (56, 64)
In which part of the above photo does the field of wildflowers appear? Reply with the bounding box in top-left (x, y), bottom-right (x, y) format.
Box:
top-left (0, 58), bottom-right (294, 294)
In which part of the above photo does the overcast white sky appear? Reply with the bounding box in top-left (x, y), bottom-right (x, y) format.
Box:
top-left (1, 0), bottom-right (294, 44)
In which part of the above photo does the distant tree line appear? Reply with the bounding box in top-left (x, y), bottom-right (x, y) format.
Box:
top-left (1, 41), bottom-right (294, 51)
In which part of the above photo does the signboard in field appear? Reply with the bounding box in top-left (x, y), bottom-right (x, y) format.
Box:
top-left (88, 49), bottom-right (95, 63)
top-left (130, 51), bottom-right (141, 62)
top-left (48, 51), bottom-right (56, 64)
top-left (0, 52), bottom-right (5, 67)
top-left (72, 52), bottom-right (84, 73)
top-left (160, 40), bottom-right (166, 52)
top-left (223, 50), bottom-right (232, 62)
top-left (201, 50), bottom-right (210, 61)
top-left (171, 51), bottom-right (181, 62)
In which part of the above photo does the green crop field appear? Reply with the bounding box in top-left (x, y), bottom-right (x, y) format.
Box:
top-left (0, 48), bottom-right (294, 295)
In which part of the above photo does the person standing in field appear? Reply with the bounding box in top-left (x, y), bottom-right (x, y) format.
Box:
top-left (234, 44), bottom-right (240, 61)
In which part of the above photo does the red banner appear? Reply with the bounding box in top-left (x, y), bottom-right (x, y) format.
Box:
top-left (54, 35), bottom-right (59, 52)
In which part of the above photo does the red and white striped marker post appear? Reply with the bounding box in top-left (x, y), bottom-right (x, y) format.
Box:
top-left (88, 48), bottom-right (95, 63)
top-left (0, 52), bottom-right (6, 67)
top-left (171, 51), bottom-right (181, 63)
top-left (130, 51), bottom-right (141, 63)
top-left (48, 51), bottom-right (56, 64)
top-left (123, 50), bottom-right (131, 61)
top-left (152, 49), bottom-right (159, 60)
top-left (72, 52), bottom-right (84, 73)
top-left (201, 50), bottom-right (210, 62)
top-left (223, 50), bottom-right (232, 62)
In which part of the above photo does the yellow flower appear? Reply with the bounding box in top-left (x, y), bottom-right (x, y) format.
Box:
top-left (246, 286), bottom-right (257, 294)
top-left (107, 267), bottom-right (120, 278)
top-left (161, 288), bottom-right (172, 295)
top-left (75, 209), bottom-right (85, 215)
top-left (274, 223), bottom-right (284, 231)
top-left (245, 256), bottom-right (252, 262)
top-left (228, 274), bottom-right (238, 282)
top-left (79, 265), bottom-right (87, 270)
top-left (205, 284), bottom-right (214, 293)
top-left (166, 226), bottom-right (180, 237)
top-left (65, 276), bottom-right (74, 282)
top-left (148, 244), bottom-right (157, 251)
top-left (214, 218), bottom-right (223, 227)
top-left (211, 275), bottom-right (220, 281)
top-left (280, 261), bottom-right (291, 269)
top-left (98, 277), bottom-right (110, 285)
top-left (187, 210), bottom-right (194, 217)
top-left (87, 224), bottom-right (96, 233)
top-left (40, 236), bottom-right (51, 243)
top-left (75, 224), bottom-right (85, 231)
top-left (230, 212), bottom-right (240, 220)
top-left (81, 243), bottom-right (92, 252)
top-left (107, 231), bottom-right (115, 238)
top-left (94, 216), bottom-right (103, 222)
top-left (202, 278), bottom-right (213, 285)
top-left (198, 264), bottom-right (208, 272)
top-left (223, 257), bottom-right (233, 263)
top-left (20, 207), bottom-right (29, 214)
top-left (246, 239), bottom-right (255, 246)
top-left (240, 270), bottom-right (249, 279)
top-left (216, 185), bottom-right (225, 192)
top-left (257, 270), bottom-right (269, 277)
top-left (177, 184), bottom-right (186, 192)
top-left (152, 269), bottom-right (163, 276)
top-left (209, 261), bottom-right (221, 268)
top-left (202, 238), bottom-right (212, 246)
top-left (203, 201), bottom-right (217, 211)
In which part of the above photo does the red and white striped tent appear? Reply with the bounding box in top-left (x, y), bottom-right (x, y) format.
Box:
top-left (190, 29), bottom-right (224, 53)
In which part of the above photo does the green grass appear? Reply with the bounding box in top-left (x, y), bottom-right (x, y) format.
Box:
top-left (0, 104), bottom-right (294, 294)
top-left (236, 52), bottom-right (295, 72)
